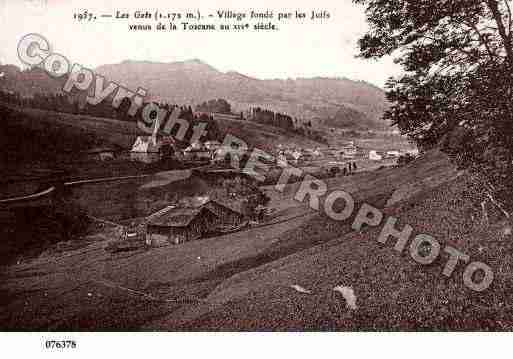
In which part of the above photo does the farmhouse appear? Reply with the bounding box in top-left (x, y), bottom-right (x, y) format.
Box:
top-left (131, 136), bottom-right (158, 153)
top-left (145, 198), bottom-right (247, 246)
top-left (131, 116), bottom-right (176, 156)
top-left (146, 206), bottom-right (217, 246)
top-left (204, 198), bottom-right (248, 226)
top-left (131, 135), bottom-right (176, 155)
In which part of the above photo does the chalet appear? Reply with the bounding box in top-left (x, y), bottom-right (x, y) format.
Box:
top-left (204, 198), bottom-right (248, 225)
top-left (131, 135), bottom-right (176, 155)
top-left (132, 117), bottom-right (161, 153)
top-left (146, 206), bottom-right (218, 246)
top-left (145, 198), bottom-right (247, 246)
top-left (131, 136), bottom-right (159, 153)
top-left (131, 116), bottom-right (176, 156)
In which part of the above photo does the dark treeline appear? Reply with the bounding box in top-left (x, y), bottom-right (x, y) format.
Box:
top-left (195, 98), bottom-right (231, 114)
top-left (0, 90), bottom-right (223, 147)
top-left (250, 107), bottom-right (294, 130)
top-left (250, 107), bottom-right (328, 144)
top-left (0, 88), bottom-right (326, 146)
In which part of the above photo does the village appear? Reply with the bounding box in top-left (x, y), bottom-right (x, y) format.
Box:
top-left (103, 110), bottom-right (418, 253)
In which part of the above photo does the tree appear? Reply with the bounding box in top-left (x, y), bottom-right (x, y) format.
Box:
top-left (195, 99), bottom-right (232, 114)
top-left (356, 0), bottom-right (513, 214)
top-left (356, 0), bottom-right (513, 71)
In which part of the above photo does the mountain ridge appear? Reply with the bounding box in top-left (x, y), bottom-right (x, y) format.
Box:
top-left (0, 59), bottom-right (391, 130)
top-left (96, 59), bottom-right (390, 130)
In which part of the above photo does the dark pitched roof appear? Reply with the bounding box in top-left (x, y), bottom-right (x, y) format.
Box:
top-left (207, 198), bottom-right (248, 216)
top-left (147, 207), bottom-right (209, 227)
top-left (146, 196), bottom-right (248, 228)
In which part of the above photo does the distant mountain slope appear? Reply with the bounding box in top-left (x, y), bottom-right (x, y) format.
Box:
top-left (321, 106), bottom-right (378, 131)
top-left (0, 60), bottom-right (391, 130)
top-left (95, 59), bottom-right (390, 130)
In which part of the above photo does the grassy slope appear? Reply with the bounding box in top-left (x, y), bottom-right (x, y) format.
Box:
top-left (172, 161), bottom-right (511, 330)
top-left (0, 104), bottom-right (141, 180)
top-left (0, 104), bottom-right (321, 156)
top-left (4, 150), bottom-right (507, 330)
top-left (215, 117), bottom-right (322, 151)
top-left (0, 103), bottom-right (324, 188)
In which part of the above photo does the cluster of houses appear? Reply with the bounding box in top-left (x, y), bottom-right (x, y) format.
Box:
top-left (106, 138), bottom-right (419, 252)
top-left (182, 140), bottom-right (224, 161)
top-left (130, 131), bottom-right (225, 162)
top-left (93, 129), bottom-right (417, 170)
top-left (368, 149), bottom-right (419, 161)
top-left (274, 141), bottom-right (360, 166)
top-left (272, 142), bottom-right (419, 174)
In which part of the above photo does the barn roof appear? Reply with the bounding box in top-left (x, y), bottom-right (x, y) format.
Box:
top-left (147, 197), bottom-right (248, 228)
top-left (208, 198), bottom-right (248, 216)
top-left (147, 207), bottom-right (210, 227)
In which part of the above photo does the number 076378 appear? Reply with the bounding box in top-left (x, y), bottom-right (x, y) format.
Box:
top-left (44, 340), bottom-right (77, 349)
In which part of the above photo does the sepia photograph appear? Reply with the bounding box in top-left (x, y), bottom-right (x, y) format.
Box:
top-left (0, 0), bottom-right (512, 356)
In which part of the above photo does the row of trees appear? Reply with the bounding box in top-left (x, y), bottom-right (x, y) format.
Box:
top-left (356, 0), bottom-right (513, 214)
top-left (250, 107), bottom-right (295, 130)
top-left (250, 107), bottom-right (328, 143)
top-left (195, 98), bottom-right (231, 114)
top-left (0, 90), bottom-right (223, 147)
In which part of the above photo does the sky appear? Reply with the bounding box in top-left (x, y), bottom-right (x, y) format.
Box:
top-left (0, 0), bottom-right (402, 87)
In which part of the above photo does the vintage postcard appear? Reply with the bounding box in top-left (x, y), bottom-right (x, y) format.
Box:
top-left (0, 0), bottom-right (512, 356)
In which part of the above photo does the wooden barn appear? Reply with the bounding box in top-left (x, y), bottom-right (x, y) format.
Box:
top-left (147, 206), bottom-right (216, 245)
top-left (145, 198), bottom-right (248, 246)
top-left (203, 199), bottom-right (247, 226)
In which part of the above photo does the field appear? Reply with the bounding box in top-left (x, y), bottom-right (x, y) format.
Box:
top-left (2, 148), bottom-right (510, 330)
top-left (0, 103), bottom-right (323, 169)
top-left (215, 116), bottom-right (323, 151)
top-left (4, 102), bottom-right (489, 331)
